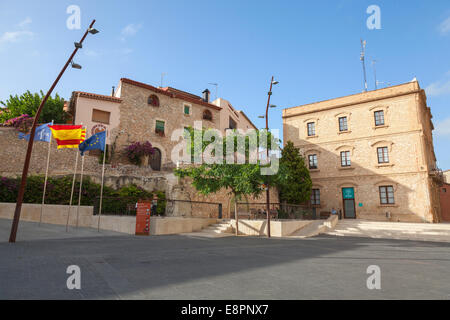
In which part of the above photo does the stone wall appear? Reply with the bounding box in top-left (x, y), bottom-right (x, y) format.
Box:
top-left (110, 81), bottom-right (222, 168)
top-left (0, 127), bottom-right (279, 218)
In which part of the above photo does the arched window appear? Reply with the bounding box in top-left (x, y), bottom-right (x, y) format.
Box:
top-left (203, 109), bottom-right (212, 121)
top-left (148, 95), bottom-right (160, 107)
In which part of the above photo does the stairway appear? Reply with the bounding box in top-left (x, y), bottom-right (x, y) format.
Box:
top-left (200, 220), bottom-right (234, 236)
top-left (325, 219), bottom-right (450, 242)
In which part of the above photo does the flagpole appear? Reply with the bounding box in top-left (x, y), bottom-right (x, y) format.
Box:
top-left (97, 129), bottom-right (107, 232)
top-left (66, 149), bottom-right (79, 232)
top-left (39, 120), bottom-right (54, 226)
top-left (75, 153), bottom-right (85, 228)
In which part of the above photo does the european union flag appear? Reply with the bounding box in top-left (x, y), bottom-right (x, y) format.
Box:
top-left (78, 130), bottom-right (106, 156)
top-left (18, 123), bottom-right (52, 142)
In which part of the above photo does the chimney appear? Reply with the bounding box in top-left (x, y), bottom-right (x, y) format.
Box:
top-left (202, 89), bottom-right (210, 103)
top-left (111, 86), bottom-right (115, 97)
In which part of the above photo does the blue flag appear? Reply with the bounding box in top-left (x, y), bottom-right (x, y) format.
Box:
top-left (78, 130), bottom-right (106, 156)
top-left (18, 123), bottom-right (52, 142)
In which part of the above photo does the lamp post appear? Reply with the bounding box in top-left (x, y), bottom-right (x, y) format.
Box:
top-left (261, 76), bottom-right (278, 238)
top-left (9, 20), bottom-right (99, 243)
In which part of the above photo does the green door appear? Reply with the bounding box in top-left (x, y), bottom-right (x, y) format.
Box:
top-left (342, 188), bottom-right (356, 219)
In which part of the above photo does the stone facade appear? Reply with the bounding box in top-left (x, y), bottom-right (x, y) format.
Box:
top-left (109, 78), bottom-right (222, 170)
top-left (283, 80), bottom-right (442, 223)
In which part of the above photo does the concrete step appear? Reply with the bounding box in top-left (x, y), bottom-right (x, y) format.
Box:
top-left (325, 220), bottom-right (450, 242)
top-left (201, 223), bottom-right (233, 234)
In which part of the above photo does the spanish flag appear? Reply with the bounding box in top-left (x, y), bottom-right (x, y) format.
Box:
top-left (48, 125), bottom-right (86, 149)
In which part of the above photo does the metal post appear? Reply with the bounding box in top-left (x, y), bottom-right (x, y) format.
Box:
top-left (265, 76), bottom-right (274, 238)
top-left (66, 150), bottom-right (79, 232)
top-left (9, 20), bottom-right (97, 243)
top-left (97, 131), bottom-right (107, 232)
top-left (75, 154), bottom-right (85, 228)
top-left (39, 120), bottom-right (54, 226)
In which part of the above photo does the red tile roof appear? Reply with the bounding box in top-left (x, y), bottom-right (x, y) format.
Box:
top-left (74, 91), bottom-right (122, 103)
top-left (120, 78), bottom-right (221, 111)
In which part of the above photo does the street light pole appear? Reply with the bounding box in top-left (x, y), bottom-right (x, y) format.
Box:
top-left (265, 76), bottom-right (275, 238)
top-left (9, 19), bottom-right (98, 243)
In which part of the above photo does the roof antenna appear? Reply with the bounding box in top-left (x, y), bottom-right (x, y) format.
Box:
top-left (208, 83), bottom-right (218, 100)
top-left (360, 39), bottom-right (368, 92)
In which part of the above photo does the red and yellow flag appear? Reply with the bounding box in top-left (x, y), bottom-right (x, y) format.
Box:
top-left (48, 125), bottom-right (86, 149)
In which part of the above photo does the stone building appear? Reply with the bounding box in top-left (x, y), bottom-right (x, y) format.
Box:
top-left (444, 170), bottom-right (450, 184)
top-left (283, 80), bottom-right (443, 223)
top-left (211, 98), bottom-right (257, 132)
top-left (69, 78), bottom-right (257, 171)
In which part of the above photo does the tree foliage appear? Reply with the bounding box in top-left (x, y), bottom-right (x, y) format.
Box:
top-left (278, 141), bottom-right (312, 204)
top-left (175, 127), bottom-right (282, 198)
top-left (0, 90), bottom-right (68, 124)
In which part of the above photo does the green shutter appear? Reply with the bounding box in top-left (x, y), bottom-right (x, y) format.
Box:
top-left (184, 105), bottom-right (190, 115)
top-left (156, 120), bottom-right (165, 132)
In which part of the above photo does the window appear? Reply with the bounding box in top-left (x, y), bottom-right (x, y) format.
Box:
top-left (91, 109), bottom-right (110, 124)
top-left (308, 154), bottom-right (318, 169)
top-left (443, 188), bottom-right (447, 193)
top-left (311, 189), bottom-right (320, 205)
top-left (339, 117), bottom-right (348, 132)
top-left (148, 95), bottom-right (160, 107)
top-left (340, 151), bottom-right (351, 167)
top-left (155, 120), bottom-right (165, 136)
top-left (203, 110), bottom-right (213, 121)
top-left (307, 122), bottom-right (316, 136)
top-left (379, 186), bottom-right (395, 204)
top-left (229, 117), bottom-right (237, 130)
top-left (374, 110), bottom-right (385, 126)
top-left (377, 147), bottom-right (389, 163)
top-left (184, 105), bottom-right (190, 115)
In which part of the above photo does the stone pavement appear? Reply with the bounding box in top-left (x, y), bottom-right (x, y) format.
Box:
top-left (1, 219), bottom-right (450, 299)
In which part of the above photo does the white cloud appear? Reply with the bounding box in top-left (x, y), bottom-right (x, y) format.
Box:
top-left (426, 79), bottom-right (450, 97)
top-left (120, 23), bottom-right (142, 41)
top-left (18, 17), bottom-right (32, 28)
top-left (438, 16), bottom-right (450, 35)
top-left (0, 18), bottom-right (34, 47)
top-left (435, 117), bottom-right (450, 137)
top-left (0, 30), bottom-right (33, 44)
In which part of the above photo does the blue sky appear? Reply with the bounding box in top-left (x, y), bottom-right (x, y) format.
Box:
top-left (1, 0), bottom-right (449, 169)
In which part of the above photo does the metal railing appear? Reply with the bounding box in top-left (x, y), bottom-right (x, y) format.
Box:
top-left (235, 202), bottom-right (317, 220)
top-left (93, 197), bottom-right (222, 218)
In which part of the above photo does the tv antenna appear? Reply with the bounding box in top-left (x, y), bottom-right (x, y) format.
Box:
top-left (208, 82), bottom-right (218, 100)
top-left (360, 39), bottom-right (368, 92)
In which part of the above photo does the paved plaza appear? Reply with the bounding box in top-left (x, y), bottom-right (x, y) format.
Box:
top-left (1, 218), bottom-right (449, 299)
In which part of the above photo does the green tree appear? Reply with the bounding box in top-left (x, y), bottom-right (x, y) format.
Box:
top-left (175, 128), bottom-right (284, 235)
top-left (0, 90), bottom-right (68, 124)
top-left (278, 141), bottom-right (312, 204)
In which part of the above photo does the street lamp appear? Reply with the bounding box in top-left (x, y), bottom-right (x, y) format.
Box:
top-left (264, 76), bottom-right (278, 238)
top-left (9, 20), bottom-right (99, 243)
top-left (71, 61), bottom-right (82, 69)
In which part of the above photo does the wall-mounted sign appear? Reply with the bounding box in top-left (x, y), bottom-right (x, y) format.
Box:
top-left (135, 201), bottom-right (151, 236)
top-left (342, 187), bottom-right (355, 200)
top-left (358, 203), bottom-right (363, 207)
